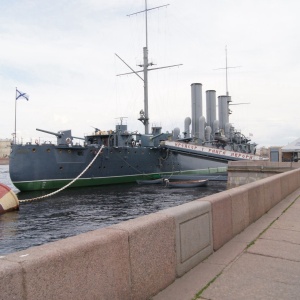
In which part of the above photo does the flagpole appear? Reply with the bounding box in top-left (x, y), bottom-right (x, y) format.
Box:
top-left (14, 87), bottom-right (17, 144)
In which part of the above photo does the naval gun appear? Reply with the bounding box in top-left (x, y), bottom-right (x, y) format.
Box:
top-left (36, 128), bottom-right (84, 145)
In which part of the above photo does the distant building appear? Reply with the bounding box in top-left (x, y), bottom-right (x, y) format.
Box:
top-left (256, 147), bottom-right (269, 159)
top-left (267, 138), bottom-right (300, 162)
top-left (0, 139), bottom-right (11, 158)
top-left (281, 138), bottom-right (300, 162)
top-left (269, 146), bottom-right (282, 162)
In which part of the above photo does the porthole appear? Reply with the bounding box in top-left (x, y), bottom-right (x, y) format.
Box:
top-left (32, 148), bottom-right (36, 152)
top-left (59, 166), bottom-right (63, 170)
top-left (47, 149), bottom-right (50, 153)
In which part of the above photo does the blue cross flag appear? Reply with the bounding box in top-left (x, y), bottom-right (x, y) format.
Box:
top-left (16, 89), bottom-right (29, 101)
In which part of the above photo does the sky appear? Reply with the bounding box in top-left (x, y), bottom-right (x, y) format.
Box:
top-left (1, 0), bottom-right (300, 148)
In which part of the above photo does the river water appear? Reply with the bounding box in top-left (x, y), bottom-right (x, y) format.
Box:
top-left (0, 165), bottom-right (226, 255)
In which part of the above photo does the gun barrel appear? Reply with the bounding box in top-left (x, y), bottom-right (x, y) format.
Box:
top-left (72, 136), bottom-right (85, 141)
top-left (36, 128), bottom-right (62, 138)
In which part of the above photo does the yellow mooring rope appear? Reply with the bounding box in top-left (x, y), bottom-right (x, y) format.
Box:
top-left (19, 145), bottom-right (104, 203)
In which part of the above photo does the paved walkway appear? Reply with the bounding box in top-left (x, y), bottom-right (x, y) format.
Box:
top-left (153, 188), bottom-right (300, 300)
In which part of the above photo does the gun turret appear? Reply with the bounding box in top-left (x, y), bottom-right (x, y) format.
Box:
top-left (91, 126), bottom-right (101, 134)
top-left (36, 128), bottom-right (84, 145)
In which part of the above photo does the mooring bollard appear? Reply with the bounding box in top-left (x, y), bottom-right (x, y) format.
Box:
top-left (0, 183), bottom-right (19, 214)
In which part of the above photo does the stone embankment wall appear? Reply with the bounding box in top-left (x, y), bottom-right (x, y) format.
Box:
top-left (0, 139), bottom-right (11, 158)
top-left (227, 161), bottom-right (300, 188)
top-left (0, 158), bottom-right (9, 165)
top-left (1, 167), bottom-right (300, 300)
top-left (0, 139), bottom-right (11, 165)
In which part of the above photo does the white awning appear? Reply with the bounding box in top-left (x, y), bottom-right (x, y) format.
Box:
top-left (281, 138), bottom-right (300, 152)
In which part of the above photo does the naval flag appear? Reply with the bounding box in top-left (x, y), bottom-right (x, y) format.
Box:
top-left (14, 88), bottom-right (29, 143)
top-left (16, 89), bottom-right (29, 101)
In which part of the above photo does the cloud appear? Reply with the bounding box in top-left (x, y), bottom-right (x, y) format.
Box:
top-left (1, 0), bottom-right (300, 148)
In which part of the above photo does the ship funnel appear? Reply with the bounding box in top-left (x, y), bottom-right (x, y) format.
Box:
top-left (218, 95), bottom-right (231, 130)
top-left (205, 126), bottom-right (212, 142)
top-left (213, 120), bottom-right (219, 135)
top-left (191, 83), bottom-right (202, 138)
top-left (199, 116), bottom-right (206, 142)
top-left (206, 90), bottom-right (216, 129)
top-left (184, 117), bottom-right (191, 138)
top-left (225, 122), bottom-right (232, 138)
top-left (173, 127), bottom-right (180, 140)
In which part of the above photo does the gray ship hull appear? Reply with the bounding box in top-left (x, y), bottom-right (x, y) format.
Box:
top-left (9, 143), bottom-right (226, 191)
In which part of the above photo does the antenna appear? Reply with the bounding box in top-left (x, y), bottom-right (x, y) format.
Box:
top-left (214, 46), bottom-right (241, 96)
top-left (127, 3), bottom-right (170, 48)
top-left (115, 1), bottom-right (182, 134)
top-left (115, 117), bottom-right (128, 126)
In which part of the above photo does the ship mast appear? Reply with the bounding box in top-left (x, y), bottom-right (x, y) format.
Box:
top-left (143, 0), bottom-right (149, 133)
top-left (214, 45), bottom-right (241, 96)
top-left (116, 1), bottom-right (182, 134)
top-left (214, 47), bottom-right (249, 115)
top-left (225, 45), bottom-right (229, 96)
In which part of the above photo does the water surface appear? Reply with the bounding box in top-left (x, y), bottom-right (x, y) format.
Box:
top-left (0, 165), bottom-right (226, 255)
